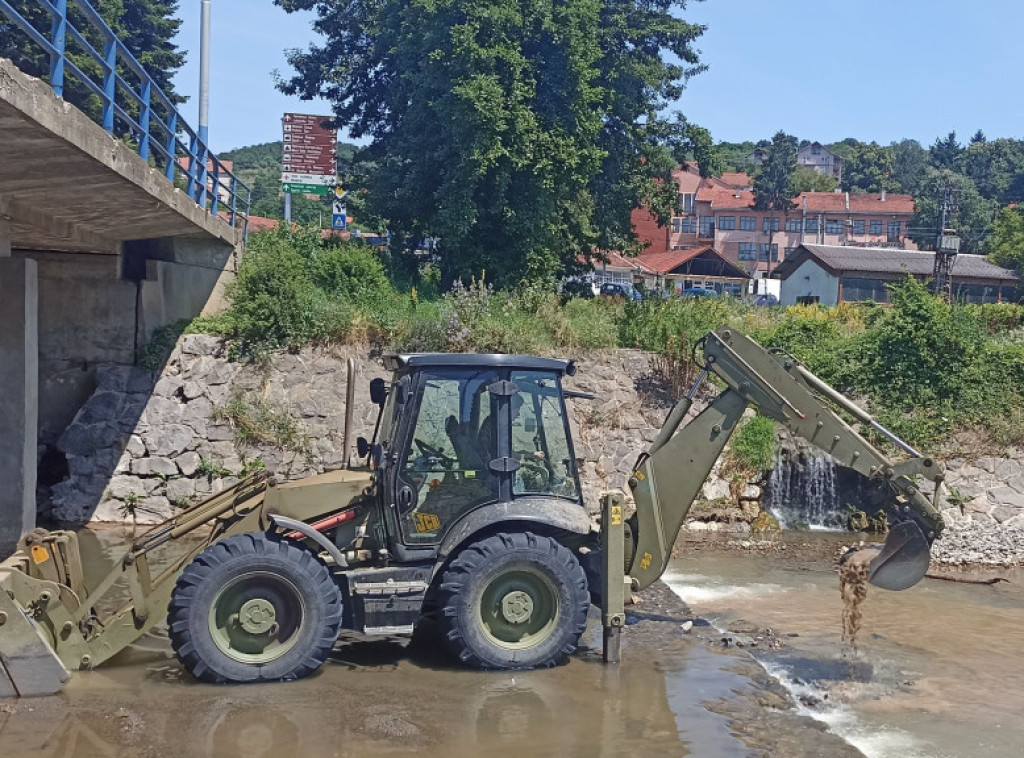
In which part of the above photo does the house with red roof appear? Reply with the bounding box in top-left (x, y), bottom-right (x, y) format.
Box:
top-left (636, 247), bottom-right (748, 296)
top-left (584, 247), bottom-right (748, 296)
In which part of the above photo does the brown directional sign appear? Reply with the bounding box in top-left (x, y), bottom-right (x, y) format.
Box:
top-left (281, 113), bottom-right (337, 178)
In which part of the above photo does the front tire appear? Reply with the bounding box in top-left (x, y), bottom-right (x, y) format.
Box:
top-left (168, 533), bottom-right (343, 684)
top-left (437, 532), bottom-right (589, 669)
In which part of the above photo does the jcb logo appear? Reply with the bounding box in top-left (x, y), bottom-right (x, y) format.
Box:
top-left (414, 513), bottom-right (441, 533)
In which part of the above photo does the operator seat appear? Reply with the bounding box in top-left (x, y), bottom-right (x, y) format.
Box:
top-left (445, 415), bottom-right (486, 471)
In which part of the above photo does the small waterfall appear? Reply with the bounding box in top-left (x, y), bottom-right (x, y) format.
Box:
top-left (766, 452), bottom-right (843, 529)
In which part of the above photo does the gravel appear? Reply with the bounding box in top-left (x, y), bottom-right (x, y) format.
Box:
top-left (930, 521), bottom-right (1024, 567)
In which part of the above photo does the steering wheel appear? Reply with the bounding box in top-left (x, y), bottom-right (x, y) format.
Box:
top-left (515, 451), bottom-right (552, 490)
top-left (414, 438), bottom-right (455, 469)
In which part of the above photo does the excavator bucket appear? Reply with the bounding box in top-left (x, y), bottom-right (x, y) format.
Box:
top-left (866, 521), bottom-right (932, 591)
top-left (0, 590), bottom-right (70, 697)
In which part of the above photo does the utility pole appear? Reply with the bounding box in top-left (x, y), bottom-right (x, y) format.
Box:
top-left (932, 186), bottom-right (961, 301)
top-left (198, 0), bottom-right (211, 146)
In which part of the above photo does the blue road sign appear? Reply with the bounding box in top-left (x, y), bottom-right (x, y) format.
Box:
top-left (332, 213), bottom-right (347, 230)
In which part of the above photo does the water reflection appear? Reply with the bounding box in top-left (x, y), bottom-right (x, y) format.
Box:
top-left (0, 528), bottom-right (799, 758)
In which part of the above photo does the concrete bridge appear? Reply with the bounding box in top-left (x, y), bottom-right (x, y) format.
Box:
top-left (0, 3), bottom-right (251, 553)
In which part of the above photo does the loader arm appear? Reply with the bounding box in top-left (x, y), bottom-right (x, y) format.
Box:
top-left (623, 327), bottom-right (944, 593)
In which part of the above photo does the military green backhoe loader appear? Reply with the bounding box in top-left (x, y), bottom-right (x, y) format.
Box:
top-left (0, 328), bottom-right (945, 696)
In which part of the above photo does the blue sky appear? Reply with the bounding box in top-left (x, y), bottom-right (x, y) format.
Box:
top-left (172, 0), bottom-right (1023, 154)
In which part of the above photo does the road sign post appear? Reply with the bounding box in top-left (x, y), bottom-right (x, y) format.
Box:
top-left (332, 187), bottom-right (347, 230)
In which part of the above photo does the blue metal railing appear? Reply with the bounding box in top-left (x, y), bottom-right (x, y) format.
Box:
top-left (0, 0), bottom-right (250, 234)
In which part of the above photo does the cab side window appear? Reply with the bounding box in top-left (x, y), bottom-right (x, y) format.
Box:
top-left (510, 371), bottom-right (579, 500)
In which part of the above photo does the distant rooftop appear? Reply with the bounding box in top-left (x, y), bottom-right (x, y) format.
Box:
top-left (773, 245), bottom-right (1018, 282)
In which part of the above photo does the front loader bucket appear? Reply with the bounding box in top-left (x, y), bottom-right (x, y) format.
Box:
top-left (0, 590), bottom-right (70, 697)
top-left (867, 521), bottom-right (932, 591)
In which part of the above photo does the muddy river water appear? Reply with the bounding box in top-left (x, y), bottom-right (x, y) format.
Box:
top-left (667, 534), bottom-right (1024, 758)
top-left (1, 529), bottom-right (1021, 757)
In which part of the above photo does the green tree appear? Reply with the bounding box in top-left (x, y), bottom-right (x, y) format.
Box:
top-left (961, 138), bottom-right (1024, 204)
top-left (274, 0), bottom-right (709, 288)
top-left (0, 1), bottom-right (186, 127)
top-left (791, 166), bottom-right (837, 194)
top-left (989, 206), bottom-right (1024, 272)
top-left (841, 142), bottom-right (899, 194)
top-left (752, 131), bottom-right (797, 211)
top-left (889, 139), bottom-right (929, 196)
top-left (929, 131), bottom-right (964, 172)
top-left (909, 168), bottom-right (995, 254)
top-left (715, 141), bottom-right (757, 173)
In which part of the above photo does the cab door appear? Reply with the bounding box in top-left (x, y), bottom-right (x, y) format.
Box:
top-left (391, 368), bottom-right (502, 547)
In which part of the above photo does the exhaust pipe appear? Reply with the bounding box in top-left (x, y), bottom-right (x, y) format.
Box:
top-left (342, 357), bottom-right (356, 469)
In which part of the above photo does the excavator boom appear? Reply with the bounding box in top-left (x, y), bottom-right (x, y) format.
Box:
top-left (624, 327), bottom-right (943, 591)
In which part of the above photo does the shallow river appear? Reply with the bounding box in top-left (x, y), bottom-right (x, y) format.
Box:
top-left (2, 529), bottom-right (1021, 757)
top-left (666, 534), bottom-right (1024, 758)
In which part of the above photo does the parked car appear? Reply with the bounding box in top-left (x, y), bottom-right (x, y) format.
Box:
top-left (754, 293), bottom-right (779, 306)
top-left (680, 287), bottom-right (719, 299)
top-left (599, 282), bottom-right (643, 301)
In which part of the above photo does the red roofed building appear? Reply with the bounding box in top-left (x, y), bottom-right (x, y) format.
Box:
top-left (636, 247), bottom-right (748, 296)
top-left (631, 163), bottom-right (918, 297)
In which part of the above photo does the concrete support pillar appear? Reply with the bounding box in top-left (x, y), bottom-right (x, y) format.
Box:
top-left (0, 215), bottom-right (11, 257)
top-left (0, 255), bottom-right (39, 557)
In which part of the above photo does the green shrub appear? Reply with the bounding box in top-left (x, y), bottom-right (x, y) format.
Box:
top-left (309, 242), bottom-right (392, 305)
top-left (214, 393), bottom-right (307, 453)
top-left (731, 415), bottom-right (777, 472)
top-left (225, 228), bottom-right (323, 358)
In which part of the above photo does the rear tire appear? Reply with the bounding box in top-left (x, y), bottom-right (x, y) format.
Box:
top-left (437, 532), bottom-right (589, 669)
top-left (168, 533), bottom-right (342, 684)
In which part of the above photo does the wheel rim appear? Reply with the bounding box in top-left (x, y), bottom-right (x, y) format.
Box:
top-left (477, 567), bottom-right (559, 650)
top-left (208, 571), bottom-right (306, 664)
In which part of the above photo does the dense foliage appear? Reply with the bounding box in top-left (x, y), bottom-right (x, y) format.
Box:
top-left (0, 0), bottom-right (185, 132)
top-left (191, 229), bottom-right (1024, 453)
top-left (273, 0), bottom-right (711, 288)
top-left (752, 131), bottom-right (797, 211)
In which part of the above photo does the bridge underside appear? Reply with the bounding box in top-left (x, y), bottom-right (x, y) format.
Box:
top-left (0, 59), bottom-right (242, 553)
top-left (0, 58), bottom-right (237, 253)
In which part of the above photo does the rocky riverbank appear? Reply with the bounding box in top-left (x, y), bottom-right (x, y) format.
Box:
top-left (40, 335), bottom-right (1024, 567)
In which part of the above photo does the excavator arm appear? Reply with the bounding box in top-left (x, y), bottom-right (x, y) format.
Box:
top-left (623, 327), bottom-right (944, 591)
top-left (600, 327), bottom-right (945, 661)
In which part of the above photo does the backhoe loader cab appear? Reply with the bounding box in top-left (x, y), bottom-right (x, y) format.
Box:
top-left (368, 354), bottom-right (586, 555)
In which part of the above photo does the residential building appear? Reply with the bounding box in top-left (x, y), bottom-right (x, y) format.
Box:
top-left (796, 142), bottom-right (843, 181)
top-left (636, 247), bottom-right (748, 296)
top-left (749, 141), bottom-right (843, 182)
top-left (772, 245), bottom-right (1019, 306)
top-left (648, 184), bottom-right (917, 296)
top-left (586, 248), bottom-right (748, 296)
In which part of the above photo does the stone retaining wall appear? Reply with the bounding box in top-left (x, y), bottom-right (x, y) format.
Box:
top-left (43, 336), bottom-right (1024, 533)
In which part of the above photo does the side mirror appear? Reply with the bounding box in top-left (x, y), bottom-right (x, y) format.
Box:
top-left (369, 378), bottom-right (387, 407)
top-left (356, 436), bottom-right (370, 458)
